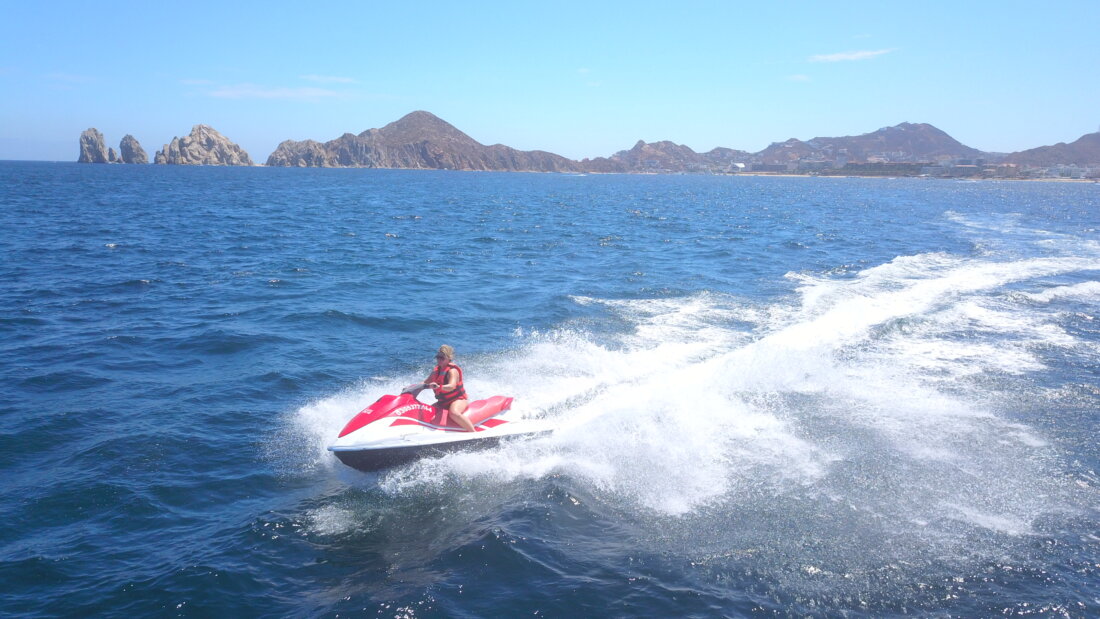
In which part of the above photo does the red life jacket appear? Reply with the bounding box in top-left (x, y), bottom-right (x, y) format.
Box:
top-left (429, 363), bottom-right (467, 407)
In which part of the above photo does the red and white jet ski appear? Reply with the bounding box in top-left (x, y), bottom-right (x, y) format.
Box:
top-left (328, 392), bottom-right (546, 471)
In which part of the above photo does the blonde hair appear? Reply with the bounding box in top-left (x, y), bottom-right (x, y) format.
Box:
top-left (437, 345), bottom-right (455, 361)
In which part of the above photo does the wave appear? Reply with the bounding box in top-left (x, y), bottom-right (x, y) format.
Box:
top-left (19, 369), bottom-right (112, 392)
top-left (278, 309), bottom-right (441, 332)
top-left (276, 246), bottom-right (1100, 596)
top-left (173, 328), bottom-right (294, 355)
top-left (1019, 280), bottom-right (1100, 304)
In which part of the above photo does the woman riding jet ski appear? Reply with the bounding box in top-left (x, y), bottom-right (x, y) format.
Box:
top-left (328, 345), bottom-right (545, 472)
top-left (407, 345), bottom-right (476, 432)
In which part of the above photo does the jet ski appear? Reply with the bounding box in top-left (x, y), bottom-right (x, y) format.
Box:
top-left (328, 392), bottom-right (546, 471)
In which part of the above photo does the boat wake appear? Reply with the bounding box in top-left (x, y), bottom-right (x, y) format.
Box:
top-left (281, 237), bottom-right (1100, 595)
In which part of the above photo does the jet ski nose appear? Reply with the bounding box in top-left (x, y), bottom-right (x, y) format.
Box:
top-left (338, 394), bottom-right (413, 437)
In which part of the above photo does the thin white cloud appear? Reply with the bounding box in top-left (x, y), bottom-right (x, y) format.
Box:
top-left (787, 74), bottom-right (812, 82)
top-left (300, 74), bottom-right (357, 84)
top-left (207, 83), bottom-right (343, 100)
top-left (46, 72), bottom-right (96, 84)
top-left (576, 68), bottom-right (600, 86)
top-left (809, 48), bottom-right (896, 62)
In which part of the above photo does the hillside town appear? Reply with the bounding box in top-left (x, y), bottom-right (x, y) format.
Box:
top-left (740, 159), bottom-right (1099, 179)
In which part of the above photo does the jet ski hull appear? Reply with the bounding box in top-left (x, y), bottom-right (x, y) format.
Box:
top-left (330, 433), bottom-right (509, 471)
top-left (328, 393), bottom-right (543, 472)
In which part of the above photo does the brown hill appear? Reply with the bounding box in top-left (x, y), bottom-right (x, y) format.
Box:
top-left (808, 122), bottom-right (983, 162)
top-left (754, 123), bottom-right (983, 165)
top-left (756, 138), bottom-right (821, 165)
top-left (702, 147), bottom-right (755, 170)
top-left (1004, 132), bottom-right (1100, 166)
top-left (266, 111), bottom-right (580, 172)
top-left (582, 140), bottom-right (703, 173)
top-left (264, 111), bottom-right (1099, 174)
top-left (579, 141), bottom-right (754, 173)
top-left (590, 123), bottom-right (983, 171)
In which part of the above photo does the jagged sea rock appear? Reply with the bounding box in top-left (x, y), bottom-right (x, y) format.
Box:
top-left (108, 147), bottom-right (119, 163)
top-left (78, 128), bottom-right (110, 163)
top-left (154, 125), bottom-right (253, 166)
top-left (120, 135), bottom-right (148, 164)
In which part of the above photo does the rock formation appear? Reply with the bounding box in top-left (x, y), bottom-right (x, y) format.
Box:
top-left (72, 113), bottom-right (1098, 174)
top-left (78, 128), bottom-right (110, 163)
top-left (120, 134), bottom-right (148, 164)
top-left (265, 139), bottom-right (330, 167)
top-left (155, 125), bottom-right (253, 166)
top-left (266, 111), bottom-right (579, 172)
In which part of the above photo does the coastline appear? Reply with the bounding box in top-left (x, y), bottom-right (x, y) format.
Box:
top-left (3, 159), bottom-right (1097, 182)
top-left (736, 172), bottom-right (1098, 182)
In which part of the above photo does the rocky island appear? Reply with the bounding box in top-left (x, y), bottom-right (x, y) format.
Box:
top-left (154, 125), bottom-right (253, 166)
top-left (78, 129), bottom-right (110, 164)
top-left (120, 135), bottom-right (148, 164)
top-left (77, 129), bottom-right (149, 164)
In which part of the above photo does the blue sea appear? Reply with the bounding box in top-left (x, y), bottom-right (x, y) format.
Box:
top-left (2, 161), bottom-right (1099, 617)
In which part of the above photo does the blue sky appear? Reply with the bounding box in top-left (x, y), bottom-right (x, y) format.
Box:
top-left (2, 1), bottom-right (1098, 161)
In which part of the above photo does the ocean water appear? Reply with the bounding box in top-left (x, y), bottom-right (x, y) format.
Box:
top-left (1, 161), bottom-right (1099, 617)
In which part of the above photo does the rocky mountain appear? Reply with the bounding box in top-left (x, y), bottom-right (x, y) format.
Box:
top-left (267, 113), bottom-right (1003, 174)
top-left (120, 134), bottom-right (148, 164)
top-left (266, 139), bottom-right (329, 167)
top-left (702, 147), bottom-right (756, 170)
top-left (606, 140), bottom-right (703, 172)
top-left (78, 128), bottom-right (110, 163)
top-left (1004, 132), bottom-right (1100, 167)
top-left (816, 122), bottom-right (983, 161)
top-left (579, 140), bottom-right (754, 173)
top-left (756, 138), bottom-right (822, 165)
top-left (263, 113), bottom-right (1100, 174)
top-left (77, 113), bottom-right (1098, 173)
top-left (267, 111), bottom-right (579, 172)
top-left (583, 122), bottom-right (989, 172)
top-left (155, 125), bottom-right (253, 166)
top-left (757, 123), bottom-right (984, 165)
